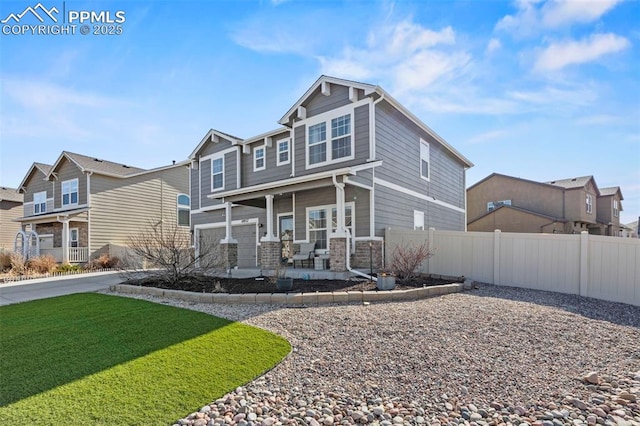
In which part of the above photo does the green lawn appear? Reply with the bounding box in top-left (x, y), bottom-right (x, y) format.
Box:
top-left (0, 293), bottom-right (290, 425)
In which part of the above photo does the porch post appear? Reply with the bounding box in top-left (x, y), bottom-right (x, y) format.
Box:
top-left (261, 194), bottom-right (278, 242)
top-left (332, 177), bottom-right (348, 237)
top-left (330, 176), bottom-right (349, 272)
top-left (221, 202), bottom-right (236, 244)
top-left (61, 219), bottom-right (70, 264)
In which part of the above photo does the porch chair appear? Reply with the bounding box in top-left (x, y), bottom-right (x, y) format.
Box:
top-left (292, 242), bottom-right (316, 268)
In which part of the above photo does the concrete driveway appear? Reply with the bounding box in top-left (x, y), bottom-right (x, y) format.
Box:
top-left (0, 271), bottom-right (125, 306)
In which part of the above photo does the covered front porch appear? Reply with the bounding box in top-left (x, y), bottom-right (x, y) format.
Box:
top-left (15, 208), bottom-right (90, 264)
top-left (207, 164), bottom-right (383, 274)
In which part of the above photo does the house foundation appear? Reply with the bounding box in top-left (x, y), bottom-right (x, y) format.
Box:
top-left (351, 240), bottom-right (383, 270)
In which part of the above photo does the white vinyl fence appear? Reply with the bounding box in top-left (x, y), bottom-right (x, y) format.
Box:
top-left (384, 228), bottom-right (640, 307)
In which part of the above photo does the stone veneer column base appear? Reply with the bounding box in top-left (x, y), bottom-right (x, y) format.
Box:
top-left (220, 243), bottom-right (238, 269)
top-left (351, 240), bottom-right (383, 270)
top-left (329, 237), bottom-right (347, 272)
top-left (260, 240), bottom-right (281, 269)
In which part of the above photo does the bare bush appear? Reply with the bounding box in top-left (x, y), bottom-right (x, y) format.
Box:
top-left (9, 252), bottom-right (27, 275)
top-left (389, 241), bottom-right (435, 280)
top-left (87, 253), bottom-right (121, 270)
top-left (126, 219), bottom-right (222, 286)
top-left (27, 254), bottom-right (58, 274)
top-left (0, 252), bottom-right (11, 272)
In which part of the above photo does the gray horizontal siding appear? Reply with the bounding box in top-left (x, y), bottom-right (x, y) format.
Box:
top-left (242, 130), bottom-right (292, 187)
top-left (199, 150), bottom-right (236, 208)
top-left (192, 205), bottom-right (265, 228)
top-left (374, 184), bottom-right (464, 237)
top-left (375, 100), bottom-right (465, 209)
top-left (190, 166), bottom-right (199, 210)
top-left (293, 104), bottom-right (370, 177)
top-left (198, 137), bottom-right (235, 158)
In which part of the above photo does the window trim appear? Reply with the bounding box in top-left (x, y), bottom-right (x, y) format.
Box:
top-left (420, 138), bottom-right (430, 181)
top-left (61, 178), bottom-right (79, 207)
top-left (276, 138), bottom-right (290, 166)
top-left (254, 145), bottom-right (266, 172)
top-left (414, 210), bottom-right (425, 230)
top-left (177, 193), bottom-right (190, 227)
top-left (613, 199), bottom-right (619, 217)
top-left (586, 193), bottom-right (593, 214)
top-left (211, 155), bottom-right (224, 192)
top-left (305, 202), bottom-right (355, 250)
top-left (69, 227), bottom-right (79, 248)
top-left (304, 104), bottom-right (355, 170)
top-left (33, 191), bottom-right (46, 214)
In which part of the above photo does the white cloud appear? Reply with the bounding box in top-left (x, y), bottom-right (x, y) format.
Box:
top-left (496, 0), bottom-right (621, 36)
top-left (534, 33), bottom-right (630, 71)
top-left (468, 130), bottom-right (509, 144)
top-left (486, 38), bottom-right (502, 55)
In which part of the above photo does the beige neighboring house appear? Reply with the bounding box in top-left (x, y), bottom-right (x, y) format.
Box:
top-left (467, 173), bottom-right (625, 236)
top-left (16, 151), bottom-right (190, 264)
top-left (0, 187), bottom-right (24, 251)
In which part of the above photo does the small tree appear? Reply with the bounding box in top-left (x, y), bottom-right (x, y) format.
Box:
top-left (126, 219), bottom-right (222, 286)
top-left (389, 241), bottom-right (435, 280)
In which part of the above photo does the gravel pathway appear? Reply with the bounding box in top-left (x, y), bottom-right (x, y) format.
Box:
top-left (110, 284), bottom-right (640, 426)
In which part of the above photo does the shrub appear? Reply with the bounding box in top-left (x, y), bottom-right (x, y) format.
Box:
top-left (0, 252), bottom-right (12, 272)
top-left (57, 264), bottom-right (82, 273)
top-left (27, 254), bottom-right (58, 274)
top-left (389, 241), bottom-right (435, 280)
top-left (9, 252), bottom-right (27, 275)
top-left (87, 254), bottom-right (121, 270)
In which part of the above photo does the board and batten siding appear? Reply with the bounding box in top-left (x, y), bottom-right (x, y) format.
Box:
top-left (0, 200), bottom-right (22, 250)
top-left (374, 100), bottom-right (465, 209)
top-left (53, 157), bottom-right (88, 209)
top-left (89, 165), bottom-right (190, 256)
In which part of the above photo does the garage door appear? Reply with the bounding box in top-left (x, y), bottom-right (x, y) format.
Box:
top-left (198, 224), bottom-right (257, 268)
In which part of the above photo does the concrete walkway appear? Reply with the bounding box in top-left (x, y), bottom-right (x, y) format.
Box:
top-left (0, 271), bottom-right (125, 306)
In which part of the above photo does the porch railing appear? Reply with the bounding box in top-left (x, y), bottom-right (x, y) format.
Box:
top-left (40, 247), bottom-right (89, 263)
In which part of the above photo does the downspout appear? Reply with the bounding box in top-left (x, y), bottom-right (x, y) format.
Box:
top-left (332, 174), bottom-right (377, 282)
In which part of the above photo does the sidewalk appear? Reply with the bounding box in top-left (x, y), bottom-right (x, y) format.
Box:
top-left (0, 270), bottom-right (125, 306)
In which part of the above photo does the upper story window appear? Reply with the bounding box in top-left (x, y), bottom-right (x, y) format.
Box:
top-left (254, 146), bottom-right (265, 172)
top-left (420, 139), bottom-right (430, 181)
top-left (414, 210), bottom-right (425, 230)
top-left (177, 194), bottom-right (190, 227)
top-left (34, 191), bottom-right (46, 214)
top-left (277, 138), bottom-right (290, 166)
top-left (211, 157), bottom-right (224, 191)
top-left (306, 111), bottom-right (353, 168)
top-left (586, 193), bottom-right (593, 214)
top-left (613, 199), bottom-right (619, 217)
top-left (62, 179), bottom-right (78, 206)
top-left (488, 200), bottom-right (511, 212)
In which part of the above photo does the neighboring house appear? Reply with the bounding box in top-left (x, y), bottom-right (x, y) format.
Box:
top-left (189, 75), bottom-right (473, 272)
top-left (16, 152), bottom-right (190, 263)
top-left (467, 173), bottom-right (626, 236)
top-left (0, 187), bottom-right (24, 251)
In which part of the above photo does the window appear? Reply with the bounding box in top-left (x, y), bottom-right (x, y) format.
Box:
top-left (69, 228), bottom-right (78, 248)
top-left (277, 138), bottom-right (290, 166)
top-left (306, 111), bottom-right (353, 168)
top-left (420, 139), bottom-right (430, 181)
top-left (613, 199), bottom-right (619, 217)
top-left (586, 193), bottom-right (593, 214)
top-left (488, 200), bottom-right (511, 211)
top-left (34, 191), bottom-right (46, 214)
top-left (414, 210), bottom-right (425, 230)
top-left (211, 157), bottom-right (224, 191)
top-left (62, 179), bottom-right (78, 206)
top-left (487, 202), bottom-right (495, 212)
top-left (254, 146), bottom-right (265, 171)
top-left (307, 203), bottom-right (354, 250)
top-left (308, 122), bottom-right (327, 165)
top-left (177, 194), bottom-right (190, 227)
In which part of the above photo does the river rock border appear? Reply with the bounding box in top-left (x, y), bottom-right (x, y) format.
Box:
top-left (109, 282), bottom-right (465, 305)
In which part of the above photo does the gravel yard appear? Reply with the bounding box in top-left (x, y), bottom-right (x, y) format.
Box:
top-left (112, 284), bottom-right (640, 426)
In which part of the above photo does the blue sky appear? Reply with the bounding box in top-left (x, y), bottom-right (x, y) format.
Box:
top-left (0, 0), bottom-right (638, 224)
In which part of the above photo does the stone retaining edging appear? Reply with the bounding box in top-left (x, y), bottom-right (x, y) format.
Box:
top-left (110, 282), bottom-right (464, 304)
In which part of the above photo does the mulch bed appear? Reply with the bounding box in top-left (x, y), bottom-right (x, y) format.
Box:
top-left (127, 274), bottom-right (460, 293)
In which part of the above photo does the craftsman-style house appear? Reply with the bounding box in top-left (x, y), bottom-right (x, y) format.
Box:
top-left (189, 75), bottom-right (473, 272)
top-left (16, 152), bottom-right (190, 263)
